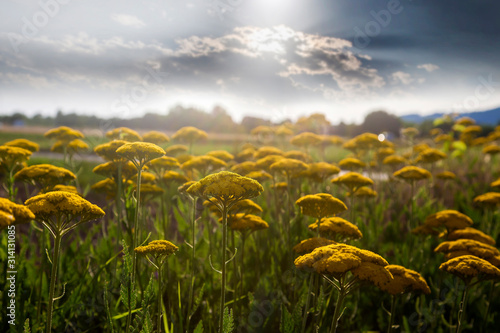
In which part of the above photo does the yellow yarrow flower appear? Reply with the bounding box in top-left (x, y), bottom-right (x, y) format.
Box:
top-left (435, 239), bottom-right (500, 266)
top-left (415, 148), bottom-right (447, 164)
top-left (25, 191), bottom-right (105, 232)
top-left (284, 150), bottom-right (310, 162)
top-left (4, 139), bottom-right (39, 152)
top-left (339, 157), bottom-right (366, 170)
top-left (292, 237), bottom-right (336, 255)
top-left (424, 210), bottom-right (473, 231)
top-left (308, 217), bottom-right (362, 240)
top-left (393, 166), bottom-right (431, 181)
top-left (0, 145), bottom-right (32, 170)
top-left (301, 162), bottom-right (340, 183)
top-left (436, 171), bottom-right (456, 180)
top-left (106, 127), bottom-right (142, 142)
top-left (206, 150), bottom-right (234, 162)
top-left (229, 213), bottom-right (269, 232)
top-left (44, 126), bottom-right (84, 142)
top-left (270, 158), bottom-right (308, 178)
top-left (446, 227), bottom-right (495, 246)
top-left (181, 155), bottom-right (227, 174)
top-left (116, 142), bottom-right (165, 169)
top-left (439, 255), bottom-right (500, 283)
top-left (244, 170), bottom-right (273, 183)
top-left (142, 131), bottom-right (170, 145)
top-left (253, 146), bottom-right (284, 159)
top-left (187, 171), bottom-right (264, 210)
top-left (231, 161), bottom-right (259, 175)
top-left (383, 155), bottom-right (407, 166)
top-left (94, 140), bottom-right (128, 161)
top-left (296, 193), bottom-right (347, 219)
top-left (164, 144), bottom-right (189, 157)
top-left (331, 172), bottom-right (374, 193)
top-left (348, 186), bottom-right (377, 198)
top-left (473, 192), bottom-right (500, 208)
top-left (162, 170), bottom-right (189, 184)
top-left (351, 261), bottom-right (394, 290)
top-left (290, 132), bottom-right (322, 148)
top-left (455, 117), bottom-right (475, 126)
top-left (172, 126), bottom-right (208, 143)
top-left (382, 265), bottom-right (431, 295)
top-left (135, 240), bottom-right (178, 258)
top-left (0, 197), bottom-right (35, 229)
top-left (14, 164), bottom-right (76, 189)
top-left (256, 155), bottom-right (284, 172)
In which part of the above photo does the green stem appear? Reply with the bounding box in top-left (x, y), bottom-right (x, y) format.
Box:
top-left (456, 284), bottom-right (469, 333)
top-left (231, 229), bottom-right (238, 316)
top-left (186, 197), bottom-right (196, 332)
top-left (116, 163), bottom-right (123, 246)
top-left (350, 192), bottom-right (355, 224)
top-left (387, 295), bottom-right (397, 333)
top-left (219, 205), bottom-right (228, 332)
top-left (132, 168), bottom-right (143, 284)
top-left (157, 265), bottom-right (163, 333)
top-left (481, 281), bottom-right (495, 333)
top-left (301, 273), bottom-right (315, 333)
top-left (330, 278), bottom-right (347, 333)
top-left (240, 234), bottom-right (246, 303)
top-left (46, 231), bottom-right (62, 333)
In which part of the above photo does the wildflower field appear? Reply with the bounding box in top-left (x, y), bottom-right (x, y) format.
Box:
top-left (1, 115), bottom-right (500, 333)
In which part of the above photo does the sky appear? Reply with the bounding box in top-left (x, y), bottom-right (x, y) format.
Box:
top-left (1, 0), bottom-right (499, 124)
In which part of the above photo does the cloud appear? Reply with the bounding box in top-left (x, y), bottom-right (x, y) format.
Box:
top-left (417, 63), bottom-right (439, 72)
top-left (390, 71), bottom-right (413, 85)
top-left (111, 14), bottom-right (146, 28)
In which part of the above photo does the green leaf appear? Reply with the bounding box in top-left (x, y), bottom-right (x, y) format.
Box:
top-left (104, 280), bottom-right (115, 333)
top-left (23, 318), bottom-right (31, 333)
top-left (140, 310), bottom-right (153, 333)
top-left (280, 304), bottom-right (294, 333)
top-left (193, 321), bottom-right (204, 333)
top-left (222, 307), bottom-right (235, 333)
top-left (451, 140), bottom-right (467, 151)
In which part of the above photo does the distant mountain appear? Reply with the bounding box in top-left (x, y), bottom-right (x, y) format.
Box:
top-left (401, 108), bottom-right (500, 125)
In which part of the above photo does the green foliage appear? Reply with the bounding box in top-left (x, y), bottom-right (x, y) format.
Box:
top-left (222, 307), bottom-right (235, 333)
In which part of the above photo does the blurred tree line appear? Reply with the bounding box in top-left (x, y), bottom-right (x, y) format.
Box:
top-left (0, 107), bottom-right (496, 137)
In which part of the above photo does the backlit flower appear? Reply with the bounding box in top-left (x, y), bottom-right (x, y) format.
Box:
top-left (393, 166), bottom-right (431, 181)
top-left (293, 237), bottom-right (336, 254)
top-left (301, 162), bottom-right (340, 183)
top-left (4, 138), bottom-right (39, 152)
top-left (270, 158), bottom-right (308, 178)
top-left (142, 131), bottom-right (170, 145)
top-left (44, 126), bottom-right (84, 142)
top-left (135, 239), bottom-right (178, 257)
top-left (253, 146), bottom-right (284, 159)
top-left (483, 145), bottom-right (500, 155)
top-left (415, 148), bottom-right (447, 164)
top-left (256, 155), bottom-right (284, 172)
top-left (0, 145), bottom-right (32, 170)
top-left (229, 213), bottom-right (269, 232)
top-left (0, 197), bottom-right (35, 229)
top-left (439, 255), bottom-right (500, 283)
top-left (308, 217), bottom-right (362, 240)
top-left (473, 192), bottom-right (500, 208)
top-left (181, 155), bottom-right (227, 175)
top-left (284, 150), bottom-right (310, 162)
top-left (244, 170), bottom-right (273, 183)
top-left (446, 227), bottom-right (495, 246)
top-left (162, 170), bottom-right (189, 184)
top-left (106, 127), bottom-right (142, 142)
top-left (331, 172), bottom-right (374, 193)
top-left (172, 126), bottom-right (208, 143)
top-left (296, 193), bottom-right (347, 219)
top-left (116, 142), bottom-right (165, 169)
top-left (164, 144), bottom-right (189, 156)
top-left (339, 157), bottom-right (365, 170)
top-left (231, 161), bottom-right (259, 175)
top-left (290, 132), bottom-right (322, 148)
top-left (15, 164), bottom-right (76, 190)
top-left (436, 171), bottom-right (456, 180)
top-left (206, 150), bottom-right (234, 162)
top-left (383, 155), bottom-right (407, 166)
top-left (435, 239), bottom-right (500, 266)
top-left (381, 265), bottom-right (431, 295)
top-left (424, 210), bottom-right (473, 231)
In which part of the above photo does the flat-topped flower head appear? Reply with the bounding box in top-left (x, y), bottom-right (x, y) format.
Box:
top-left (256, 155), bottom-right (284, 172)
top-left (411, 224), bottom-right (441, 236)
top-left (383, 155), bottom-right (407, 166)
top-left (349, 186), bottom-right (377, 198)
top-left (164, 144), bottom-right (189, 157)
top-left (44, 126), bottom-right (84, 142)
top-left (0, 145), bottom-right (32, 169)
top-left (0, 210), bottom-right (14, 230)
top-left (181, 155), bottom-right (227, 174)
top-left (135, 240), bottom-right (178, 260)
top-left (226, 199), bottom-right (263, 216)
top-left (455, 117), bottom-right (475, 126)
top-left (447, 227), bottom-right (495, 246)
top-left (424, 210), bottom-right (473, 231)
top-left (51, 139), bottom-right (89, 155)
top-left (491, 178), bottom-right (500, 188)
top-left (436, 171), bottom-right (456, 180)
top-left (415, 148), bottom-right (447, 164)
top-left (272, 182), bottom-right (288, 191)
top-left (4, 139), bottom-right (39, 152)
top-left (294, 243), bottom-right (388, 279)
top-left (293, 237), bottom-right (336, 254)
top-left (435, 239), bottom-right (500, 266)
top-left (434, 134), bottom-right (453, 143)
top-left (106, 127), bottom-right (142, 142)
top-left (162, 170), bottom-right (189, 184)
top-left (253, 146), bottom-right (284, 159)
top-left (244, 170), bottom-right (272, 183)
top-left (352, 133), bottom-right (382, 150)
top-left (284, 150), bottom-right (310, 162)
top-left (91, 178), bottom-right (119, 199)
top-left (172, 126), bottom-right (208, 143)
top-left (25, 191), bottom-right (105, 228)
top-left (15, 164), bottom-right (76, 190)
top-left (116, 142), bottom-right (165, 169)
top-left (321, 135), bottom-right (344, 146)
top-left (270, 158), bottom-right (308, 178)
top-left (48, 185), bottom-right (79, 195)
top-left (296, 193), bottom-right (347, 219)
top-left (375, 147), bottom-right (395, 161)
top-left (331, 172), bottom-right (374, 193)
top-left (308, 217), bottom-right (362, 240)
top-left (275, 125), bottom-right (294, 137)
top-left (186, 171), bottom-right (264, 210)
top-left (0, 197), bottom-right (35, 229)
top-left (147, 156), bottom-right (180, 173)
top-left (483, 144), bottom-right (500, 156)
top-left (302, 162), bottom-right (340, 183)
top-left (142, 131), bottom-right (170, 145)
top-left (236, 147), bottom-right (256, 161)
top-left (393, 166), bottom-right (431, 181)
top-left (94, 140), bottom-right (127, 161)
top-left (401, 127), bottom-right (419, 138)
top-left (439, 255), bottom-right (500, 283)
top-left (381, 265), bottom-right (431, 295)
top-left (290, 132), bottom-right (322, 148)
top-left (229, 213), bottom-right (269, 232)
top-left (473, 192), bottom-right (500, 208)
top-left (178, 180), bottom-right (197, 197)
top-left (206, 150), bottom-right (234, 162)
top-left (140, 171), bottom-right (156, 184)
top-left (339, 157), bottom-right (366, 170)
top-left (251, 125), bottom-right (274, 136)
top-left (93, 161), bottom-right (138, 180)
top-left (231, 161), bottom-right (259, 175)
top-left (351, 262), bottom-right (394, 290)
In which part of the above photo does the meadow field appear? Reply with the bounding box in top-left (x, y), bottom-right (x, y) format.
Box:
top-left (1, 116), bottom-right (500, 333)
